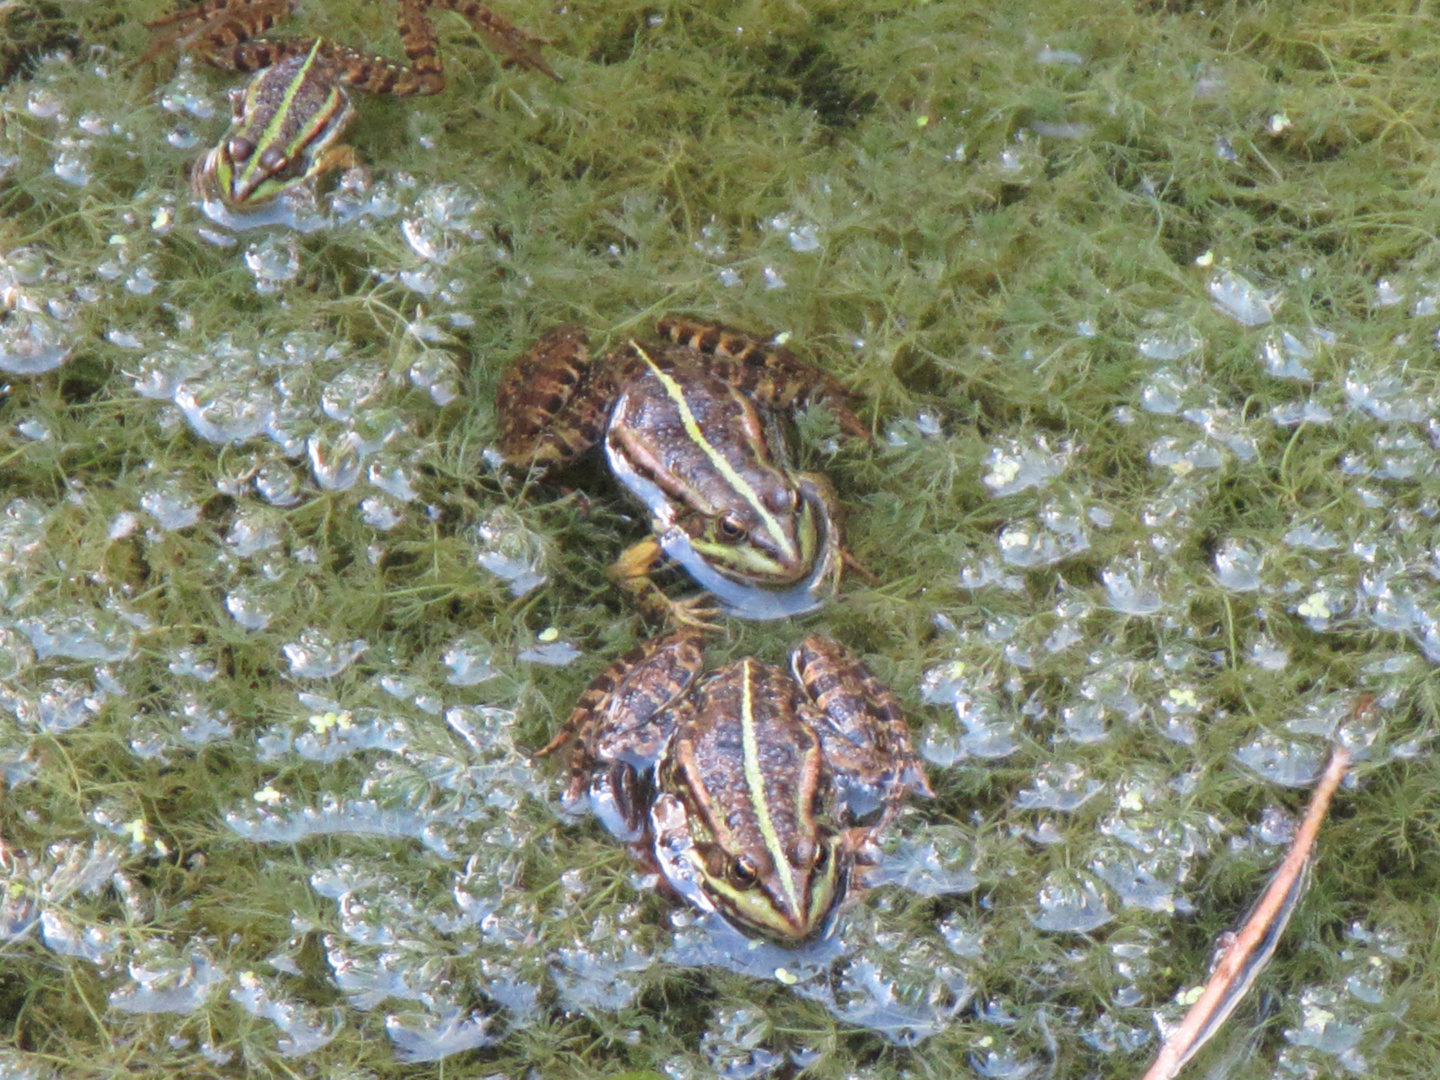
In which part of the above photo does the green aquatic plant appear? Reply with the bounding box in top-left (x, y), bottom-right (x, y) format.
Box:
top-left (0, 0), bottom-right (1438, 1076)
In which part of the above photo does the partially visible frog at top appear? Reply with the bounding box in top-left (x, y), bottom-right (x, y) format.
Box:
top-left (496, 317), bottom-right (874, 627)
top-left (144, 0), bottom-right (558, 211)
top-left (541, 629), bottom-right (932, 944)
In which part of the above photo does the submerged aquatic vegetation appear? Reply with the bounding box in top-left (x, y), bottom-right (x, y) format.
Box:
top-left (0, 0), bottom-right (1439, 1077)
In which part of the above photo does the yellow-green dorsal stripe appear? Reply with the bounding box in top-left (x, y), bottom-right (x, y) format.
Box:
top-left (739, 661), bottom-right (801, 913)
top-left (239, 39), bottom-right (334, 191)
top-left (631, 344), bottom-right (794, 560)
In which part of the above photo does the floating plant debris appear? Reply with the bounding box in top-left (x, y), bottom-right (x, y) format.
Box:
top-left (1141, 742), bottom-right (1353, 1080)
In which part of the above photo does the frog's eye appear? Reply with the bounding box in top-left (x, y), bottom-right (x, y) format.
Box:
top-left (729, 854), bottom-right (759, 888)
top-left (258, 147), bottom-right (289, 173)
top-left (226, 136), bottom-right (256, 163)
top-left (812, 843), bottom-right (830, 870)
top-left (716, 514), bottom-right (748, 544)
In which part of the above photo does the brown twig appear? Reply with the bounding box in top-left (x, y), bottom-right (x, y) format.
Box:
top-left (1139, 741), bottom-right (1353, 1080)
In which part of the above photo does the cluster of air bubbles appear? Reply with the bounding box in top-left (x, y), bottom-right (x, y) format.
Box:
top-left (1136, 323), bottom-right (1203, 362)
top-left (917, 660), bottom-right (1020, 765)
top-left (868, 826), bottom-right (979, 896)
top-left (408, 349), bottom-right (461, 405)
top-left (1207, 266), bottom-right (1279, 326)
top-left (996, 499), bottom-right (1092, 569)
top-left (231, 972), bottom-right (342, 1057)
top-left (882, 408), bottom-right (945, 447)
top-left (982, 435), bottom-right (1075, 496)
top-left (688, 1006), bottom-right (796, 1080)
top-left (474, 508), bottom-right (548, 596)
top-left (442, 636), bottom-right (498, 685)
top-left (767, 213), bottom-right (822, 253)
top-left (109, 943), bottom-right (228, 1016)
top-left (242, 833), bottom-right (547, 1061)
top-left (283, 629), bottom-right (369, 679)
top-left (0, 839), bottom-right (124, 959)
top-left (400, 183), bottom-right (488, 264)
top-left (688, 202), bottom-right (841, 288)
top-left (517, 630), bottom-right (581, 666)
top-left (244, 234), bottom-right (301, 292)
top-left (0, 247), bottom-right (77, 375)
top-left (552, 913), bottom-right (655, 1012)
top-left (1260, 326), bottom-right (1332, 380)
top-left (125, 325), bottom-right (442, 551)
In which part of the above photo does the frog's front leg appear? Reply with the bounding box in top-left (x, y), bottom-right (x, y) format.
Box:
top-left (791, 635), bottom-right (934, 824)
top-left (310, 142), bottom-right (359, 176)
top-left (538, 629), bottom-right (707, 809)
top-left (609, 538), bottom-right (722, 631)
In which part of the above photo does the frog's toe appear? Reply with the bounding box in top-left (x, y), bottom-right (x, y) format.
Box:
top-left (664, 594), bottom-right (723, 633)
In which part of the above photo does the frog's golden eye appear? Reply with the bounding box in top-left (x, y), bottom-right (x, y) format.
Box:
top-left (226, 136), bottom-right (256, 163)
top-left (716, 514), bottom-right (748, 543)
top-left (258, 146), bottom-right (288, 172)
top-left (729, 854), bottom-right (759, 888)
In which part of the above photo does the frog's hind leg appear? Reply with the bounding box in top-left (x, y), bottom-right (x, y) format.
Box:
top-left (348, 0), bottom-right (558, 95)
top-left (538, 629), bottom-right (707, 803)
top-left (791, 635), bottom-right (934, 816)
top-left (141, 0), bottom-right (296, 66)
top-left (656, 316), bottom-right (870, 440)
top-left (424, 0), bottom-right (559, 81)
top-left (201, 36), bottom-right (333, 76)
top-left (496, 326), bottom-right (614, 468)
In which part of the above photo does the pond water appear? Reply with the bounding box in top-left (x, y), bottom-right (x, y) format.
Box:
top-left (0, 1), bottom-right (1432, 1077)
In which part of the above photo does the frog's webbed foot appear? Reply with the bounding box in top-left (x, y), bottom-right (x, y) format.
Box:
top-left (662, 593), bottom-right (724, 633)
top-left (436, 0), bottom-right (560, 81)
top-left (610, 539), bottom-right (723, 632)
top-left (655, 315), bottom-right (870, 441)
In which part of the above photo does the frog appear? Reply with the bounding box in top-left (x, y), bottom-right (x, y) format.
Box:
top-left (143, 0), bottom-right (557, 208)
top-left (539, 629), bottom-right (932, 944)
top-left (495, 318), bottom-right (873, 627)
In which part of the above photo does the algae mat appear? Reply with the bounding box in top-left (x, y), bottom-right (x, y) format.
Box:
top-left (0, 1), bottom-right (1436, 1077)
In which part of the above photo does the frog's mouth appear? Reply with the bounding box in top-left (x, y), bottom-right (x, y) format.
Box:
top-left (658, 484), bottom-right (840, 621)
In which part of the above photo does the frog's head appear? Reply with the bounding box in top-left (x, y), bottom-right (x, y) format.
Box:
top-left (692, 821), bottom-right (847, 943)
top-left (686, 474), bottom-right (825, 587)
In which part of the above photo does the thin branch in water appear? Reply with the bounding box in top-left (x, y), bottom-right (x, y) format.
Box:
top-left (1139, 737), bottom-right (1354, 1080)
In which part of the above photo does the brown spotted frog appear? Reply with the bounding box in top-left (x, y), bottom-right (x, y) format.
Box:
top-left (496, 318), bottom-right (872, 627)
top-left (540, 630), bottom-right (931, 944)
